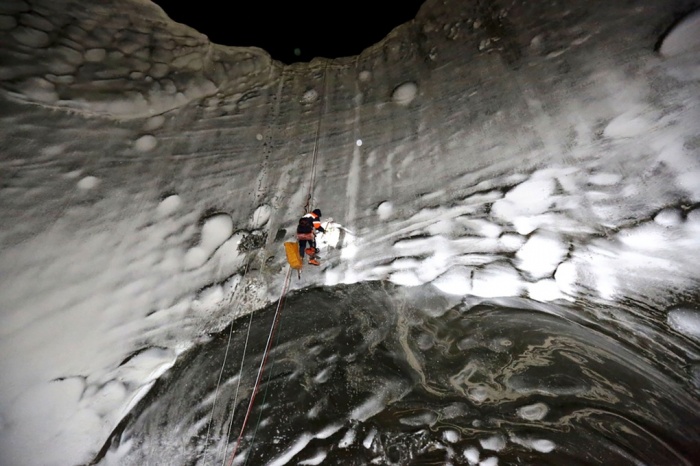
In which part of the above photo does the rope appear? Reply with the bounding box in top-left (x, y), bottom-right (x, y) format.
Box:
top-left (218, 301), bottom-right (255, 466)
top-left (243, 277), bottom-right (289, 465)
top-left (198, 259), bottom-right (251, 464)
top-left (225, 265), bottom-right (293, 466)
top-left (207, 66), bottom-right (286, 463)
top-left (218, 62), bottom-right (327, 466)
top-left (303, 62), bottom-right (328, 213)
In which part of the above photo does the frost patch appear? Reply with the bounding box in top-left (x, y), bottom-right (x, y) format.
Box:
top-left (491, 176), bottom-right (555, 221)
top-left (654, 208), bottom-right (683, 227)
top-left (667, 307), bottom-right (700, 341)
top-left (377, 201), bottom-right (393, 220)
top-left (301, 89), bottom-right (319, 104)
top-left (134, 135), bottom-right (157, 152)
top-left (464, 447), bottom-right (480, 464)
top-left (659, 10), bottom-right (700, 57)
top-left (338, 428), bottom-right (356, 448)
top-left (157, 194), bottom-right (182, 217)
top-left (392, 82), bottom-right (418, 105)
top-left (515, 231), bottom-right (568, 280)
top-left (479, 434), bottom-right (506, 451)
top-left (510, 435), bottom-right (556, 453)
top-left (588, 172), bottom-right (621, 186)
top-left (516, 402), bottom-right (549, 420)
top-left (603, 108), bottom-right (656, 138)
top-left (77, 176), bottom-right (100, 190)
top-left (184, 213), bottom-right (234, 270)
top-left (443, 429), bottom-right (460, 443)
top-left (250, 204), bottom-right (271, 228)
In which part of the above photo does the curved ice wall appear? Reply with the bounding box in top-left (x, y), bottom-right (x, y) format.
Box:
top-left (0, 0), bottom-right (699, 465)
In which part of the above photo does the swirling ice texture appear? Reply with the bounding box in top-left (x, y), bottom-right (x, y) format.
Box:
top-left (98, 283), bottom-right (700, 466)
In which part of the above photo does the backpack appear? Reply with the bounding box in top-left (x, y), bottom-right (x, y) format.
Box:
top-left (297, 216), bottom-right (313, 234)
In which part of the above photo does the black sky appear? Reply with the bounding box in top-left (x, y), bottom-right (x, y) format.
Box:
top-left (151, 0), bottom-right (426, 64)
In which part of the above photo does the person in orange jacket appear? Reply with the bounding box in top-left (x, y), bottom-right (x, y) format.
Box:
top-left (296, 209), bottom-right (326, 266)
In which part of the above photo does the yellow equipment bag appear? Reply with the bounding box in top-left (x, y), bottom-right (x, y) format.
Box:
top-left (284, 242), bottom-right (303, 270)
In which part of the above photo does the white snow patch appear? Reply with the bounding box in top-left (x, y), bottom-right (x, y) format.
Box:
top-left (389, 269), bottom-right (423, 286)
top-left (251, 204), bottom-right (272, 228)
top-left (510, 435), bottom-right (556, 453)
top-left (667, 308), bottom-right (700, 341)
top-left (469, 385), bottom-right (490, 402)
top-left (6, 379), bottom-right (101, 465)
top-left (516, 231), bottom-right (568, 280)
top-left (313, 367), bottom-right (333, 384)
top-left (458, 218), bottom-right (503, 238)
top-left (143, 115), bottom-right (165, 131)
top-left (528, 279), bottom-right (566, 302)
top-left (301, 89), bottom-right (319, 104)
top-left (101, 438), bottom-right (134, 465)
top-left (392, 81), bottom-right (418, 105)
top-left (184, 213), bottom-right (233, 270)
top-left (678, 170), bottom-right (700, 200)
top-left (134, 134), bottom-right (157, 152)
top-left (299, 451), bottom-right (327, 465)
top-left (654, 208), bottom-right (683, 227)
top-left (156, 194), bottom-right (182, 217)
top-left (464, 447), bottom-right (480, 465)
top-left (492, 176), bottom-right (555, 220)
top-left (350, 393), bottom-right (386, 421)
top-left (338, 428), bottom-right (356, 448)
top-left (499, 233), bottom-right (526, 251)
top-left (363, 428), bottom-right (377, 448)
top-left (433, 263), bottom-right (523, 298)
top-left (472, 264), bottom-right (523, 298)
top-left (516, 402), bottom-right (549, 421)
top-left (268, 433), bottom-right (313, 466)
top-left (479, 434), bottom-right (506, 451)
top-left (64, 169), bottom-right (82, 179)
top-left (316, 424), bottom-right (342, 439)
top-left (554, 260), bottom-right (578, 296)
top-left (191, 284), bottom-right (224, 311)
top-left (77, 176), bottom-right (100, 190)
top-left (588, 172), bottom-right (621, 186)
top-left (659, 10), bottom-right (700, 57)
top-left (443, 429), bottom-right (460, 443)
top-left (432, 266), bottom-right (472, 296)
top-left (479, 456), bottom-right (499, 466)
top-left (377, 201), bottom-right (394, 220)
top-left (603, 108), bottom-right (655, 138)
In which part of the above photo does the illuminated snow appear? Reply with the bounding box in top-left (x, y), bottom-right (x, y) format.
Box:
top-left (0, 0), bottom-right (698, 465)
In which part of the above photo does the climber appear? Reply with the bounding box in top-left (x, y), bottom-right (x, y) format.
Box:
top-left (297, 208), bottom-right (326, 266)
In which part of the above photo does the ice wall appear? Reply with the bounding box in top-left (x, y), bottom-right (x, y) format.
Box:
top-left (0, 0), bottom-right (699, 465)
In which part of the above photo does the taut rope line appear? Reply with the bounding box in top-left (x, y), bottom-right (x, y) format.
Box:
top-left (225, 265), bottom-right (293, 466)
top-left (304, 61), bottom-right (328, 213)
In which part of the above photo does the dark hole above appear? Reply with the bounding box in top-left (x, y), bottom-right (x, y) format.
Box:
top-left (151, 0), bottom-right (426, 64)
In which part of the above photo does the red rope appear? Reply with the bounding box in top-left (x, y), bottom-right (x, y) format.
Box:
top-left (226, 64), bottom-right (326, 466)
top-left (225, 266), bottom-right (292, 466)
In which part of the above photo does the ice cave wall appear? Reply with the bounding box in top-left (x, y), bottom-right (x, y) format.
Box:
top-left (2, 0), bottom-right (698, 309)
top-left (1, 0), bottom-right (699, 464)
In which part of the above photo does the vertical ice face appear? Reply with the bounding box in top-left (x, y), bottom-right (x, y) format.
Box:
top-left (0, 1), bottom-right (699, 465)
